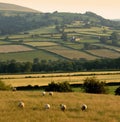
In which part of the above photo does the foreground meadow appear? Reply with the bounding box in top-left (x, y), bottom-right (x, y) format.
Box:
top-left (0, 91), bottom-right (120, 122)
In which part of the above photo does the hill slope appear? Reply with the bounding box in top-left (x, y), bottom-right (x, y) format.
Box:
top-left (0, 2), bottom-right (38, 12)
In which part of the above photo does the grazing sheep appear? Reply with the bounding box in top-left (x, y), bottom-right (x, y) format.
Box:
top-left (18, 101), bottom-right (25, 108)
top-left (60, 104), bottom-right (66, 111)
top-left (81, 104), bottom-right (87, 111)
top-left (42, 91), bottom-right (46, 96)
top-left (12, 87), bottom-right (16, 91)
top-left (44, 104), bottom-right (50, 110)
top-left (49, 92), bottom-right (53, 96)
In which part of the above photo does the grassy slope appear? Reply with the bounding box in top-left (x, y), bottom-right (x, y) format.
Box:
top-left (0, 2), bottom-right (38, 12)
top-left (0, 14), bottom-right (120, 61)
top-left (0, 91), bottom-right (120, 122)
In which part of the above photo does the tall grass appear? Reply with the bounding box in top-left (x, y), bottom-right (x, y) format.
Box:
top-left (0, 91), bottom-right (120, 122)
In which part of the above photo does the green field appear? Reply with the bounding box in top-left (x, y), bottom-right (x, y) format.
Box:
top-left (0, 50), bottom-right (63, 62)
top-left (0, 40), bottom-right (10, 44)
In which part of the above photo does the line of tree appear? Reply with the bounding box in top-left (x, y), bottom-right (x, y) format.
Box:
top-left (0, 58), bottom-right (120, 73)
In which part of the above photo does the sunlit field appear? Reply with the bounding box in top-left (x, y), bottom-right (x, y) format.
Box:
top-left (1, 71), bottom-right (120, 87)
top-left (0, 91), bottom-right (120, 122)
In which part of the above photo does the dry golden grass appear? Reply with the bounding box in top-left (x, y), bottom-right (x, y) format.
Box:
top-left (86, 49), bottom-right (120, 58)
top-left (40, 45), bottom-right (97, 60)
top-left (0, 45), bottom-right (34, 53)
top-left (25, 41), bottom-right (58, 47)
top-left (0, 91), bottom-right (120, 122)
top-left (1, 71), bottom-right (120, 87)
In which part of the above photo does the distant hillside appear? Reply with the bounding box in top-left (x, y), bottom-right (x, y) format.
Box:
top-left (0, 2), bottom-right (38, 12)
top-left (112, 19), bottom-right (120, 21)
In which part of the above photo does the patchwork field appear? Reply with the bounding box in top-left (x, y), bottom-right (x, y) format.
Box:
top-left (0, 50), bottom-right (62, 62)
top-left (0, 91), bottom-right (120, 122)
top-left (0, 25), bottom-right (120, 61)
top-left (40, 45), bottom-right (98, 60)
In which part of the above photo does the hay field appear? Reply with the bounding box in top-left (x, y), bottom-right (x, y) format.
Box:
top-left (40, 45), bottom-right (97, 60)
top-left (0, 45), bottom-right (34, 53)
top-left (86, 49), bottom-right (120, 58)
top-left (1, 71), bottom-right (120, 87)
top-left (25, 41), bottom-right (58, 47)
top-left (93, 44), bottom-right (120, 53)
top-left (0, 91), bottom-right (120, 122)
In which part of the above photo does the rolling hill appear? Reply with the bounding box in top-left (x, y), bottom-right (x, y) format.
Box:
top-left (0, 3), bottom-right (120, 63)
top-left (0, 2), bottom-right (38, 12)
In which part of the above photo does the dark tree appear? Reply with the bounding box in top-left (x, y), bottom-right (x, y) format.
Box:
top-left (115, 86), bottom-right (120, 95)
top-left (83, 77), bottom-right (107, 94)
top-left (61, 32), bottom-right (67, 41)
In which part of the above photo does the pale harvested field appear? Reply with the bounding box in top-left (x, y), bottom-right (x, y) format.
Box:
top-left (93, 44), bottom-right (120, 53)
top-left (0, 91), bottom-right (120, 122)
top-left (86, 49), bottom-right (120, 58)
top-left (1, 71), bottom-right (120, 87)
top-left (40, 46), bottom-right (97, 60)
top-left (25, 41), bottom-right (58, 47)
top-left (0, 45), bottom-right (34, 53)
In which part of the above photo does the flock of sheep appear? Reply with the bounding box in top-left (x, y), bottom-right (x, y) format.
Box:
top-left (16, 90), bottom-right (88, 112)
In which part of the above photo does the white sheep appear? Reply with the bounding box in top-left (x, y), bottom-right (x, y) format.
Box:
top-left (49, 92), bottom-right (53, 96)
top-left (44, 104), bottom-right (50, 110)
top-left (81, 104), bottom-right (87, 111)
top-left (12, 87), bottom-right (16, 91)
top-left (18, 101), bottom-right (25, 108)
top-left (60, 104), bottom-right (66, 111)
top-left (42, 91), bottom-right (46, 96)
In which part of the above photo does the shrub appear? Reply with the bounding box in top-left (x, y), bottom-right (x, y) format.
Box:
top-left (0, 80), bottom-right (11, 90)
top-left (83, 77), bottom-right (107, 94)
top-left (45, 81), bottom-right (72, 92)
top-left (115, 86), bottom-right (120, 95)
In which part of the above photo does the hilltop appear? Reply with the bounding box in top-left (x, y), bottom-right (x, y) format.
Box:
top-left (0, 2), bottom-right (38, 12)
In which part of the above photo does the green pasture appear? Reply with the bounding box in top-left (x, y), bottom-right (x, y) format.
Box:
top-left (78, 39), bottom-right (100, 43)
top-left (0, 40), bottom-right (10, 45)
top-left (20, 38), bottom-right (61, 42)
top-left (29, 26), bottom-right (57, 34)
top-left (64, 44), bottom-right (84, 50)
top-left (8, 34), bottom-right (30, 39)
top-left (0, 50), bottom-right (63, 62)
